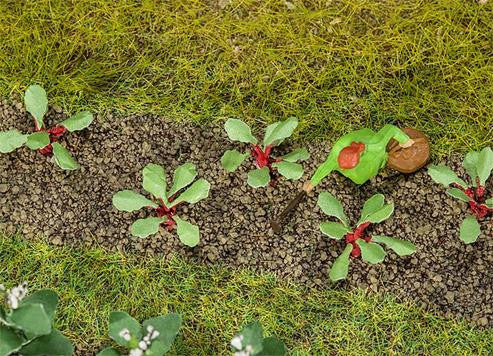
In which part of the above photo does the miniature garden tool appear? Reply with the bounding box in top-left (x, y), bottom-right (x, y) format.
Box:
top-left (270, 125), bottom-right (430, 233)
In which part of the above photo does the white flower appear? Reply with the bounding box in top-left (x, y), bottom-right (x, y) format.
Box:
top-left (138, 340), bottom-right (148, 350)
top-left (5, 282), bottom-right (28, 310)
top-left (129, 349), bottom-right (143, 356)
top-left (0, 284), bottom-right (5, 291)
top-left (150, 330), bottom-right (160, 340)
top-left (119, 328), bottom-right (132, 342)
top-left (231, 335), bottom-right (243, 350)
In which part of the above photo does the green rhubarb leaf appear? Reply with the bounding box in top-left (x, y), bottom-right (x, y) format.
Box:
top-left (221, 149), bottom-right (248, 172)
top-left (371, 235), bottom-right (417, 256)
top-left (26, 131), bottom-right (50, 150)
top-left (0, 324), bottom-right (23, 356)
top-left (233, 322), bottom-right (264, 354)
top-left (224, 118), bottom-right (257, 144)
top-left (317, 191), bottom-right (348, 225)
top-left (142, 163), bottom-right (167, 202)
top-left (282, 147), bottom-right (309, 162)
top-left (485, 198), bottom-right (493, 209)
top-left (112, 190), bottom-right (157, 212)
top-left (130, 217), bottom-right (165, 238)
top-left (363, 203), bottom-right (394, 224)
top-left (357, 240), bottom-right (386, 264)
top-left (477, 147), bottom-right (493, 186)
top-left (168, 162), bottom-right (197, 197)
top-left (247, 167), bottom-right (270, 188)
top-left (329, 244), bottom-right (352, 282)
top-left (259, 337), bottom-right (287, 356)
top-left (320, 221), bottom-right (351, 240)
top-left (52, 142), bottom-right (79, 170)
top-left (272, 161), bottom-right (303, 180)
top-left (175, 216), bottom-right (200, 247)
top-left (463, 151), bottom-right (479, 186)
top-left (60, 111), bottom-right (93, 132)
top-left (446, 188), bottom-right (470, 202)
top-left (109, 311), bottom-right (142, 348)
top-left (357, 194), bottom-right (385, 225)
top-left (171, 178), bottom-right (210, 207)
top-left (9, 303), bottom-right (51, 337)
top-left (96, 347), bottom-right (121, 356)
top-left (459, 215), bottom-right (481, 244)
top-left (20, 329), bottom-right (74, 356)
top-left (25, 84), bottom-right (48, 129)
top-left (428, 164), bottom-right (467, 188)
top-left (0, 130), bottom-right (27, 153)
top-left (142, 313), bottom-right (182, 354)
top-left (263, 117), bottom-right (298, 147)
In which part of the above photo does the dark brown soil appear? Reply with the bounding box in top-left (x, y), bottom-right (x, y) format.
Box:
top-left (0, 99), bottom-right (492, 327)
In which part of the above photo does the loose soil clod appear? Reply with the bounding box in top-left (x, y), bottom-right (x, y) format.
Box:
top-left (0, 100), bottom-right (491, 327)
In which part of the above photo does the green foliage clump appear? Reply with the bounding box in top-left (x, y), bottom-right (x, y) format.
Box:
top-left (230, 321), bottom-right (286, 356)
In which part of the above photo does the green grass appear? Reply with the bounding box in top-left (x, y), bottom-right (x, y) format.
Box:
top-left (1, 234), bottom-right (492, 355)
top-left (0, 0), bottom-right (492, 155)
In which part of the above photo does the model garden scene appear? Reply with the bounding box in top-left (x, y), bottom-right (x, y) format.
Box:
top-left (0, 1), bottom-right (492, 355)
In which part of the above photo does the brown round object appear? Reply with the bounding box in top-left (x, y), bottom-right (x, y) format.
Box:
top-left (386, 127), bottom-right (430, 174)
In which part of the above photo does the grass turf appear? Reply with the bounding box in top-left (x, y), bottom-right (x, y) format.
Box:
top-left (0, 0), bottom-right (492, 155)
top-left (1, 234), bottom-right (492, 355)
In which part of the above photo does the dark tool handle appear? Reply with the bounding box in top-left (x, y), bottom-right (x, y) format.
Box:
top-left (270, 190), bottom-right (307, 234)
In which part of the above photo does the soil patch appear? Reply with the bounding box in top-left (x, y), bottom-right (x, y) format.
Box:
top-left (0, 99), bottom-right (492, 327)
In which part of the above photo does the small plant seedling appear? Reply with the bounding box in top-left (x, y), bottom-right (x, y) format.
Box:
top-left (0, 84), bottom-right (93, 170)
top-left (428, 147), bottom-right (493, 243)
top-left (112, 163), bottom-right (210, 247)
top-left (230, 321), bottom-right (286, 356)
top-left (97, 311), bottom-right (181, 356)
top-left (318, 192), bottom-right (417, 282)
top-left (221, 117), bottom-right (309, 188)
top-left (0, 282), bottom-right (73, 356)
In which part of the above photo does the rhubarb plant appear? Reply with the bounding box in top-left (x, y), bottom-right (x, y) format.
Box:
top-left (318, 192), bottom-right (417, 282)
top-left (0, 84), bottom-right (93, 170)
top-left (112, 163), bottom-right (210, 247)
top-left (0, 282), bottom-right (73, 356)
top-left (221, 117), bottom-right (309, 188)
top-left (97, 312), bottom-right (181, 356)
top-left (230, 321), bottom-right (286, 356)
top-left (428, 147), bottom-right (493, 243)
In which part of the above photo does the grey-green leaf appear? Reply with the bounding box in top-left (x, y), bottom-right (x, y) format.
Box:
top-left (0, 324), bottom-right (23, 356)
top-left (142, 163), bottom-right (167, 202)
top-left (26, 131), bottom-right (50, 150)
top-left (329, 244), bottom-right (352, 282)
top-left (20, 329), bottom-right (74, 356)
top-left (317, 191), bottom-right (348, 225)
top-left (357, 240), bottom-right (386, 264)
top-left (282, 147), bottom-right (309, 162)
top-left (60, 111), bottom-right (94, 132)
top-left (372, 235), bottom-right (417, 256)
top-left (9, 303), bottom-right (51, 337)
top-left (259, 337), bottom-right (287, 356)
top-left (96, 347), bottom-right (121, 356)
top-left (25, 84), bottom-right (48, 129)
top-left (52, 142), bottom-right (79, 170)
top-left (477, 147), bottom-right (493, 186)
top-left (233, 321), bottom-right (264, 354)
top-left (463, 151), bottom-right (479, 185)
top-left (113, 190), bottom-right (157, 212)
top-left (446, 188), bottom-right (470, 202)
top-left (459, 215), bottom-right (481, 244)
top-left (320, 221), bottom-right (351, 240)
top-left (168, 163), bottom-right (197, 197)
top-left (272, 161), bottom-right (304, 180)
top-left (357, 194), bottom-right (385, 225)
top-left (247, 167), bottom-right (270, 188)
top-left (172, 178), bottom-right (210, 207)
top-left (263, 117), bottom-right (298, 147)
top-left (0, 130), bottom-right (27, 153)
top-left (109, 311), bottom-right (142, 347)
top-left (221, 149), bottom-right (248, 172)
top-left (143, 313), bottom-right (182, 354)
top-left (175, 216), bottom-right (200, 247)
top-left (224, 118), bottom-right (257, 144)
top-left (130, 217), bottom-right (165, 238)
top-left (428, 164), bottom-right (467, 188)
top-left (363, 203), bottom-right (394, 224)
top-left (21, 290), bottom-right (58, 323)
top-left (485, 198), bottom-right (493, 209)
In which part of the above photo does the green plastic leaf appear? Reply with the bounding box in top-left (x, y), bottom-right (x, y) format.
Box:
top-left (142, 313), bottom-right (182, 354)
top-left (168, 163), bottom-right (197, 197)
top-left (0, 324), bottom-right (23, 356)
top-left (175, 216), bottom-right (200, 247)
top-left (224, 118), bottom-right (257, 144)
top-left (60, 111), bottom-right (93, 132)
top-left (363, 203), bottom-right (394, 224)
top-left (221, 149), bottom-right (248, 172)
top-left (428, 164), bottom-right (467, 188)
top-left (372, 235), bottom-right (417, 256)
top-left (21, 290), bottom-right (58, 323)
top-left (282, 147), bottom-right (309, 162)
top-left (171, 178), bottom-right (210, 207)
top-left (25, 84), bottom-right (48, 129)
top-left (96, 347), bottom-right (121, 356)
top-left (329, 244), bottom-right (352, 282)
top-left (109, 311), bottom-right (142, 347)
top-left (20, 329), bottom-right (74, 356)
top-left (142, 163), bottom-right (167, 202)
top-left (52, 142), bottom-right (79, 170)
top-left (26, 131), bottom-right (50, 150)
top-left (459, 215), bottom-right (481, 244)
top-left (233, 322), bottom-right (264, 354)
top-left (357, 194), bottom-right (385, 225)
top-left (112, 190), bottom-right (157, 212)
top-left (317, 191), bottom-right (348, 225)
top-left (485, 198), bottom-right (493, 209)
top-left (247, 167), bottom-right (270, 188)
top-left (463, 151), bottom-right (479, 185)
top-left (272, 161), bottom-right (304, 180)
top-left (259, 337), bottom-right (287, 356)
top-left (320, 221), bottom-right (351, 240)
top-left (477, 147), bottom-right (493, 185)
top-left (263, 117), bottom-right (298, 147)
top-left (446, 188), bottom-right (470, 202)
top-left (0, 130), bottom-right (27, 153)
top-left (9, 303), bottom-right (51, 337)
top-left (130, 217), bottom-right (165, 238)
top-left (357, 240), bottom-right (386, 264)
